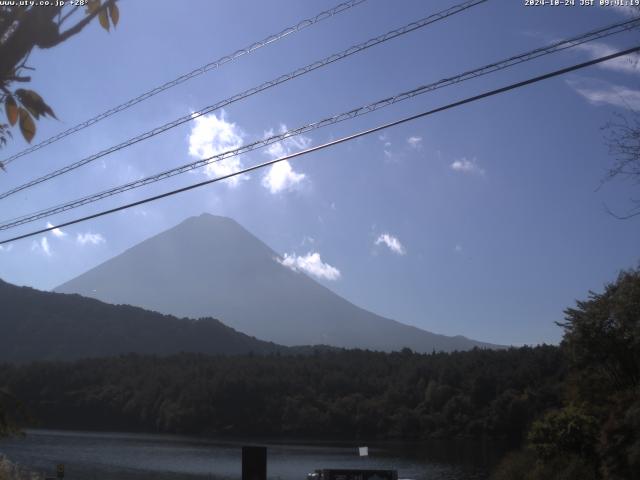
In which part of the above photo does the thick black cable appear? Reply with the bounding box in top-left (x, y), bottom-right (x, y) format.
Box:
top-left (2, 17), bottom-right (639, 229)
top-left (0, 0), bottom-right (489, 200)
top-left (2, 44), bottom-right (638, 245)
top-left (0, 0), bottom-right (368, 167)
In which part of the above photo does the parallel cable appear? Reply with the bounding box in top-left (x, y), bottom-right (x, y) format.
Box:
top-left (1, 44), bottom-right (639, 245)
top-left (0, 0), bottom-right (490, 200)
top-left (0, 0), bottom-right (367, 167)
top-left (2, 19), bottom-right (639, 229)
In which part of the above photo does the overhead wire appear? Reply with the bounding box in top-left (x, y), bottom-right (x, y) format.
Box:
top-left (1, 44), bottom-right (639, 245)
top-left (1, 18), bottom-right (639, 230)
top-left (0, 0), bottom-right (490, 200)
top-left (0, 0), bottom-right (368, 167)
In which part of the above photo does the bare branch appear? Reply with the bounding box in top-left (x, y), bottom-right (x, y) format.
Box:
top-left (603, 202), bottom-right (640, 220)
top-left (51, 0), bottom-right (116, 48)
top-left (58, 5), bottom-right (80, 27)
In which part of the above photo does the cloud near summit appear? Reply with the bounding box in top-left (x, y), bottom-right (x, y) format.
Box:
top-left (278, 251), bottom-right (341, 280)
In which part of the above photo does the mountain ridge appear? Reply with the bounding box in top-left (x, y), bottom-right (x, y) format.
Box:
top-left (55, 213), bottom-right (503, 352)
top-left (0, 278), bottom-right (292, 363)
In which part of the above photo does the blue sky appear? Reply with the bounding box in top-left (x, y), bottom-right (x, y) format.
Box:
top-left (0, 0), bottom-right (639, 346)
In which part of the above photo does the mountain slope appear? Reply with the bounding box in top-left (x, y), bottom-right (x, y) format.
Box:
top-left (55, 214), bottom-right (500, 352)
top-left (0, 279), bottom-right (283, 362)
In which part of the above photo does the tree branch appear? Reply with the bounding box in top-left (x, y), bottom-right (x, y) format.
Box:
top-left (50, 0), bottom-right (116, 48)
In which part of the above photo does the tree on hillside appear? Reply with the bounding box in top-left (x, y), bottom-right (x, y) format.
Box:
top-left (0, 0), bottom-right (120, 165)
top-left (559, 267), bottom-right (640, 391)
top-left (492, 268), bottom-right (640, 479)
top-left (600, 6), bottom-right (640, 218)
top-left (603, 111), bottom-right (640, 218)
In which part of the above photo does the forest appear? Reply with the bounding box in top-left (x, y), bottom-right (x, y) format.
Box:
top-left (0, 267), bottom-right (638, 480)
top-left (0, 345), bottom-right (564, 439)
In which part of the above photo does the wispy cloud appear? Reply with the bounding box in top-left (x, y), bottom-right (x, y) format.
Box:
top-left (572, 42), bottom-right (639, 76)
top-left (76, 232), bottom-right (106, 246)
top-left (378, 133), bottom-right (394, 159)
top-left (375, 233), bottom-right (406, 255)
top-left (301, 236), bottom-right (315, 247)
top-left (454, 244), bottom-right (463, 253)
top-left (606, 4), bottom-right (639, 17)
top-left (31, 237), bottom-right (51, 256)
top-left (407, 136), bottom-right (422, 149)
top-left (278, 251), bottom-right (341, 281)
top-left (0, 244), bottom-right (13, 253)
top-left (567, 78), bottom-right (640, 110)
top-left (451, 157), bottom-right (485, 176)
top-left (188, 111), bottom-right (246, 187)
top-left (262, 125), bottom-right (309, 194)
top-left (46, 222), bottom-right (67, 238)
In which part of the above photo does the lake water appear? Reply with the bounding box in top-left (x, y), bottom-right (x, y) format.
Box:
top-left (0, 430), bottom-right (507, 480)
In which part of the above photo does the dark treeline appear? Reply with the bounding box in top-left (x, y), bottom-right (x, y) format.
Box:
top-left (493, 268), bottom-right (640, 480)
top-left (0, 345), bottom-right (564, 441)
top-left (1, 268), bottom-right (638, 480)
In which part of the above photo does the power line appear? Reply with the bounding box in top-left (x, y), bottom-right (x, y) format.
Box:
top-left (0, 0), bottom-right (490, 200)
top-left (0, 0), bottom-right (367, 167)
top-left (2, 44), bottom-right (638, 245)
top-left (2, 19), bottom-right (639, 230)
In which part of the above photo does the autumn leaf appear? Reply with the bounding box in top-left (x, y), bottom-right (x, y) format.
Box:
top-left (98, 9), bottom-right (110, 31)
top-left (86, 0), bottom-right (100, 14)
top-left (15, 89), bottom-right (56, 120)
top-left (5, 96), bottom-right (18, 126)
top-left (18, 108), bottom-right (35, 143)
top-left (109, 3), bottom-right (119, 27)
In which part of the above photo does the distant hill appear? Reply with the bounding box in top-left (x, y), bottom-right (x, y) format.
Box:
top-left (55, 214), bottom-right (502, 352)
top-left (0, 279), bottom-right (285, 362)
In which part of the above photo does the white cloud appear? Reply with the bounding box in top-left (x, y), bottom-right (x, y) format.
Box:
top-left (454, 244), bottom-right (463, 253)
top-left (375, 233), bottom-right (406, 256)
top-left (31, 237), bottom-right (51, 256)
top-left (188, 111), bottom-right (246, 187)
top-left (46, 222), bottom-right (66, 238)
top-left (0, 244), bottom-right (13, 252)
top-left (262, 161), bottom-right (306, 194)
top-left (572, 42), bottom-right (639, 76)
top-left (278, 251), bottom-right (341, 281)
top-left (567, 79), bottom-right (640, 110)
top-left (607, 4), bottom-right (639, 17)
top-left (451, 157), bottom-right (485, 176)
top-left (301, 236), bottom-right (315, 246)
top-left (407, 136), bottom-right (422, 149)
top-left (261, 125), bottom-right (309, 193)
top-left (76, 232), bottom-right (105, 246)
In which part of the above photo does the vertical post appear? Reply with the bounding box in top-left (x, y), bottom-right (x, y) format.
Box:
top-left (242, 446), bottom-right (267, 480)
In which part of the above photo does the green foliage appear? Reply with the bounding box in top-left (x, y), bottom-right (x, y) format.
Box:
top-left (0, 346), bottom-right (564, 439)
top-left (527, 405), bottom-right (599, 461)
top-left (494, 268), bottom-right (640, 479)
top-left (491, 449), bottom-right (597, 480)
top-left (559, 268), bottom-right (640, 392)
top-left (0, 1), bottom-right (119, 148)
top-left (599, 391), bottom-right (640, 480)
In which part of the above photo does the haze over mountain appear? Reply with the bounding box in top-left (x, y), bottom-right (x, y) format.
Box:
top-left (0, 279), bottom-right (284, 363)
top-left (56, 214), bottom-right (501, 352)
